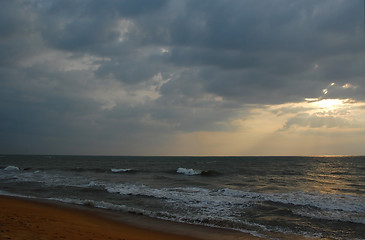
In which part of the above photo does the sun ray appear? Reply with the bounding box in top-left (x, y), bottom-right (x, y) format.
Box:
top-left (314, 99), bottom-right (345, 111)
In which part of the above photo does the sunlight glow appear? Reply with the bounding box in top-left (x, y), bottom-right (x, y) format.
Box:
top-left (315, 99), bottom-right (345, 111)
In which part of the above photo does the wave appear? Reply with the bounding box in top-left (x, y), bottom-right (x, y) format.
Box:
top-left (67, 168), bottom-right (107, 173)
top-left (1, 174), bottom-right (364, 240)
top-left (2, 165), bottom-right (363, 222)
top-left (44, 196), bottom-right (267, 239)
top-left (50, 167), bottom-right (136, 174)
top-left (3, 165), bottom-right (20, 171)
top-left (177, 167), bottom-right (202, 175)
top-left (1, 165), bottom-right (363, 226)
top-left (219, 188), bottom-right (365, 224)
top-left (111, 168), bottom-right (135, 173)
top-left (176, 167), bottom-right (218, 176)
top-left (104, 182), bottom-right (364, 221)
top-left (108, 182), bottom-right (365, 224)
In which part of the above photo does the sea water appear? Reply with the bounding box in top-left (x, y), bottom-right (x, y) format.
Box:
top-left (0, 155), bottom-right (364, 239)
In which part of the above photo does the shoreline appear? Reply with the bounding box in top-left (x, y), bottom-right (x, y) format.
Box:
top-left (0, 195), bottom-right (264, 240)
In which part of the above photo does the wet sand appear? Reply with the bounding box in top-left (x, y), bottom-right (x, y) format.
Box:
top-left (0, 195), bottom-right (264, 240)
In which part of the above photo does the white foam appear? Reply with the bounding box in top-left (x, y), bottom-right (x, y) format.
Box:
top-left (111, 168), bottom-right (133, 173)
top-left (218, 188), bottom-right (365, 215)
top-left (121, 184), bottom-right (364, 224)
top-left (0, 168), bottom-right (98, 190)
top-left (105, 183), bottom-right (253, 222)
top-left (261, 191), bottom-right (365, 213)
top-left (4, 165), bottom-right (20, 171)
top-left (106, 183), bottom-right (167, 199)
top-left (3, 165), bottom-right (363, 225)
top-left (2, 165), bottom-right (363, 228)
top-left (177, 167), bottom-right (202, 175)
top-left (293, 207), bottom-right (365, 224)
top-left (47, 196), bottom-right (158, 217)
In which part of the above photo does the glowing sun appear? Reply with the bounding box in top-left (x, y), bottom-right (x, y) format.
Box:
top-left (305, 98), bottom-right (350, 113)
top-left (316, 99), bottom-right (344, 111)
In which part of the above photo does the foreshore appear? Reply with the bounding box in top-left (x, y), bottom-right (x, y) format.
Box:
top-left (0, 195), bottom-right (264, 240)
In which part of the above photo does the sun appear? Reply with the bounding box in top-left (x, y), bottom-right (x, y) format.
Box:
top-left (304, 98), bottom-right (349, 113)
top-left (305, 98), bottom-right (346, 111)
top-left (315, 99), bottom-right (344, 111)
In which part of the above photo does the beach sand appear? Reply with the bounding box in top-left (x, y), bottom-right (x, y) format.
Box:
top-left (0, 195), bottom-right (264, 240)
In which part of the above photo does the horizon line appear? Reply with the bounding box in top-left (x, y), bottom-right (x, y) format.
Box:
top-left (1, 153), bottom-right (363, 158)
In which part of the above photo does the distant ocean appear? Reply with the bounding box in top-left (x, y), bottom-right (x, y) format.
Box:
top-left (0, 155), bottom-right (364, 239)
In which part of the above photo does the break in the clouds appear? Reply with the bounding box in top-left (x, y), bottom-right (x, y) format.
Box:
top-left (1, 0), bottom-right (365, 155)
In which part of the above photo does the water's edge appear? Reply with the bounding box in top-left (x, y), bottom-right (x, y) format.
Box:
top-left (0, 194), bottom-right (272, 240)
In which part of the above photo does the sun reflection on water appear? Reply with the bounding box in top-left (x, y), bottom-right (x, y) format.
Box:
top-left (303, 157), bottom-right (359, 195)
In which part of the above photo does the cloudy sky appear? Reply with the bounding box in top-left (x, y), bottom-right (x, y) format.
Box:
top-left (1, 0), bottom-right (365, 156)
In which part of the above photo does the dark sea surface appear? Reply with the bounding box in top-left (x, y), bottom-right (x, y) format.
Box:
top-left (0, 155), bottom-right (364, 239)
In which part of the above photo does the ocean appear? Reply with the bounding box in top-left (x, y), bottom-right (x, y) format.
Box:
top-left (0, 155), bottom-right (364, 239)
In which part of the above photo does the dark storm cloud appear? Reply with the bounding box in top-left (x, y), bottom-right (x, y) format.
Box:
top-left (0, 1), bottom-right (40, 66)
top-left (35, 0), bottom-right (365, 98)
top-left (38, 0), bottom-right (168, 52)
top-left (125, 0), bottom-right (365, 102)
top-left (1, 0), bottom-right (365, 154)
top-left (95, 54), bottom-right (164, 84)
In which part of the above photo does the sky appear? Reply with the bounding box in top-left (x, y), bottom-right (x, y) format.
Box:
top-left (1, 0), bottom-right (365, 156)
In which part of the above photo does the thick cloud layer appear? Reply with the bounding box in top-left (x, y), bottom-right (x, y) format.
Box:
top-left (1, 0), bottom-right (364, 154)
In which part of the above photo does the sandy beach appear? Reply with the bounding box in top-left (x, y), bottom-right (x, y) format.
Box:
top-left (0, 195), bottom-right (263, 240)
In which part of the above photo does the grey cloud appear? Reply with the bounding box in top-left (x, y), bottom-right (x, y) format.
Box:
top-left (320, 54), bottom-right (365, 84)
top-left (38, 0), bottom-right (167, 53)
top-left (0, 1), bottom-right (41, 66)
top-left (34, 0), bottom-right (365, 101)
top-left (177, 67), bottom-right (311, 105)
top-left (271, 106), bottom-right (313, 116)
top-left (1, 0), bottom-right (365, 154)
top-left (0, 1), bottom-right (25, 37)
top-left (282, 113), bottom-right (351, 130)
top-left (320, 82), bottom-right (363, 101)
top-left (129, 0), bottom-right (365, 102)
top-left (95, 53), bottom-right (164, 84)
top-left (166, 47), bottom-right (260, 69)
top-left (136, 0), bottom-right (363, 50)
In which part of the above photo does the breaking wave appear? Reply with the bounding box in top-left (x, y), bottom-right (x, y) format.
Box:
top-left (176, 167), bottom-right (218, 176)
top-left (111, 168), bottom-right (135, 173)
top-left (3, 166), bottom-right (20, 171)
